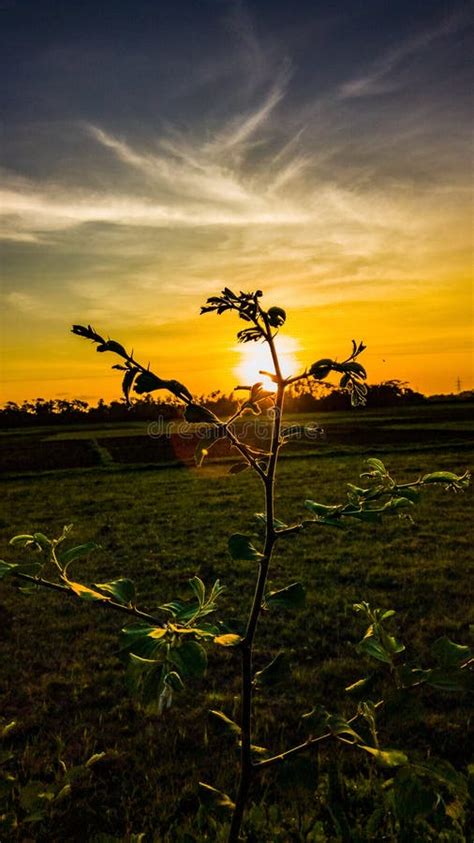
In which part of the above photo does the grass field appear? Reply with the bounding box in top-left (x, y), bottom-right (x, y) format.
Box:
top-left (1, 404), bottom-right (473, 841)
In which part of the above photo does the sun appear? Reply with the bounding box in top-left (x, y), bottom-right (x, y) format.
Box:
top-left (233, 336), bottom-right (302, 389)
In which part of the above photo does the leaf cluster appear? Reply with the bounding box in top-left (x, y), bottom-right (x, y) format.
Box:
top-left (71, 324), bottom-right (192, 405)
top-left (309, 340), bottom-right (367, 406)
top-left (200, 287), bottom-right (286, 343)
top-left (304, 458), bottom-right (470, 528)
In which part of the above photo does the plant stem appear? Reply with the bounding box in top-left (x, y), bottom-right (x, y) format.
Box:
top-left (11, 571), bottom-right (164, 625)
top-left (254, 702), bottom-right (384, 772)
top-left (228, 331), bottom-right (285, 842)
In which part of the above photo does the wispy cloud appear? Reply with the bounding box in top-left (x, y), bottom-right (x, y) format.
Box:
top-left (339, 8), bottom-right (467, 99)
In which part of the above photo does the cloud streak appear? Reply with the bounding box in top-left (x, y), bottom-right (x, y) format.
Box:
top-left (339, 7), bottom-right (468, 98)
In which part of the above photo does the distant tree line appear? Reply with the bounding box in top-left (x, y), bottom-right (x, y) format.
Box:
top-left (1, 380), bottom-right (472, 428)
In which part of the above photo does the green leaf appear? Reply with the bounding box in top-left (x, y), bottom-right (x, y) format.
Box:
top-left (384, 497), bottom-right (414, 511)
top-left (198, 782), bottom-right (235, 814)
top-left (424, 667), bottom-right (473, 693)
top-left (67, 581), bottom-right (111, 602)
top-left (169, 640), bottom-right (207, 678)
top-left (160, 599), bottom-right (195, 621)
top-left (94, 578), bottom-right (136, 605)
top-left (9, 534), bottom-right (34, 547)
top-left (394, 486), bottom-right (420, 503)
top-left (254, 513), bottom-right (288, 531)
top-left (346, 508), bottom-right (382, 524)
top-left (357, 633), bottom-right (393, 664)
top-left (32, 532), bottom-right (51, 550)
top-left (120, 622), bottom-right (161, 644)
top-left (422, 471), bottom-right (461, 484)
top-left (360, 745), bottom-right (408, 767)
top-left (188, 575), bottom-right (206, 606)
top-left (264, 582), bottom-right (306, 610)
top-left (140, 663), bottom-right (166, 711)
top-left (0, 560), bottom-right (17, 579)
top-left (304, 500), bottom-right (340, 516)
top-left (0, 560), bottom-right (42, 580)
top-left (431, 636), bottom-right (470, 668)
top-left (398, 665), bottom-right (431, 688)
top-left (366, 458), bottom-right (387, 474)
top-left (380, 609), bottom-right (396, 620)
top-left (214, 633), bottom-right (241, 647)
top-left (208, 710), bottom-right (241, 739)
top-left (326, 715), bottom-right (362, 743)
top-left (59, 542), bottom-right (100, 567)
top-left (254, 652), bottom-right (291, 688)
top-left (228, 533), bottom-right (263, 561)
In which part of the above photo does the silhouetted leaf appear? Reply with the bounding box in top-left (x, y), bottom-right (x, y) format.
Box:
top-left (122, 368), bottom-right (138, 404)
top-left (71, 324), bottom-right (105, 344)
top-left (96, 340), bottom-right (127, 357)
top-left (266, 306), bottom-right (286, 327)
top-left (309, 359), bottom-right (333, 380)
top-left (184, 403), bottom-right (219, 423)
top-left (134, 371), bottom-right (167, 394)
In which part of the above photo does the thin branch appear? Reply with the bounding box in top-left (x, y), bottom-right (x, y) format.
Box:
top-left (254, 701), bottom-right (385, 772)
top-left (220, 424), bottom-right (267, 481)
top-left (285, 371), bottom-right (309, 386)
top-left (11, 571), bottom-right (164, 625)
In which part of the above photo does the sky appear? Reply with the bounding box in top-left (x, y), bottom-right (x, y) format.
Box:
top-left (1, 0), bottom-right (473, 404)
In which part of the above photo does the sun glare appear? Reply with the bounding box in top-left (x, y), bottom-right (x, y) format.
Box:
top-left (233, 336), bottom-right (302, 389)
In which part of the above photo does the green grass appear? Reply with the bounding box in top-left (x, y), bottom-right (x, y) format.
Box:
top-left (0, 408), bottom-right (473, 841)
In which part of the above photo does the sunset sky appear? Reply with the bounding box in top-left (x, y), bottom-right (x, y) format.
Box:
top-left (1, 0), bottom-right (472, 404)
